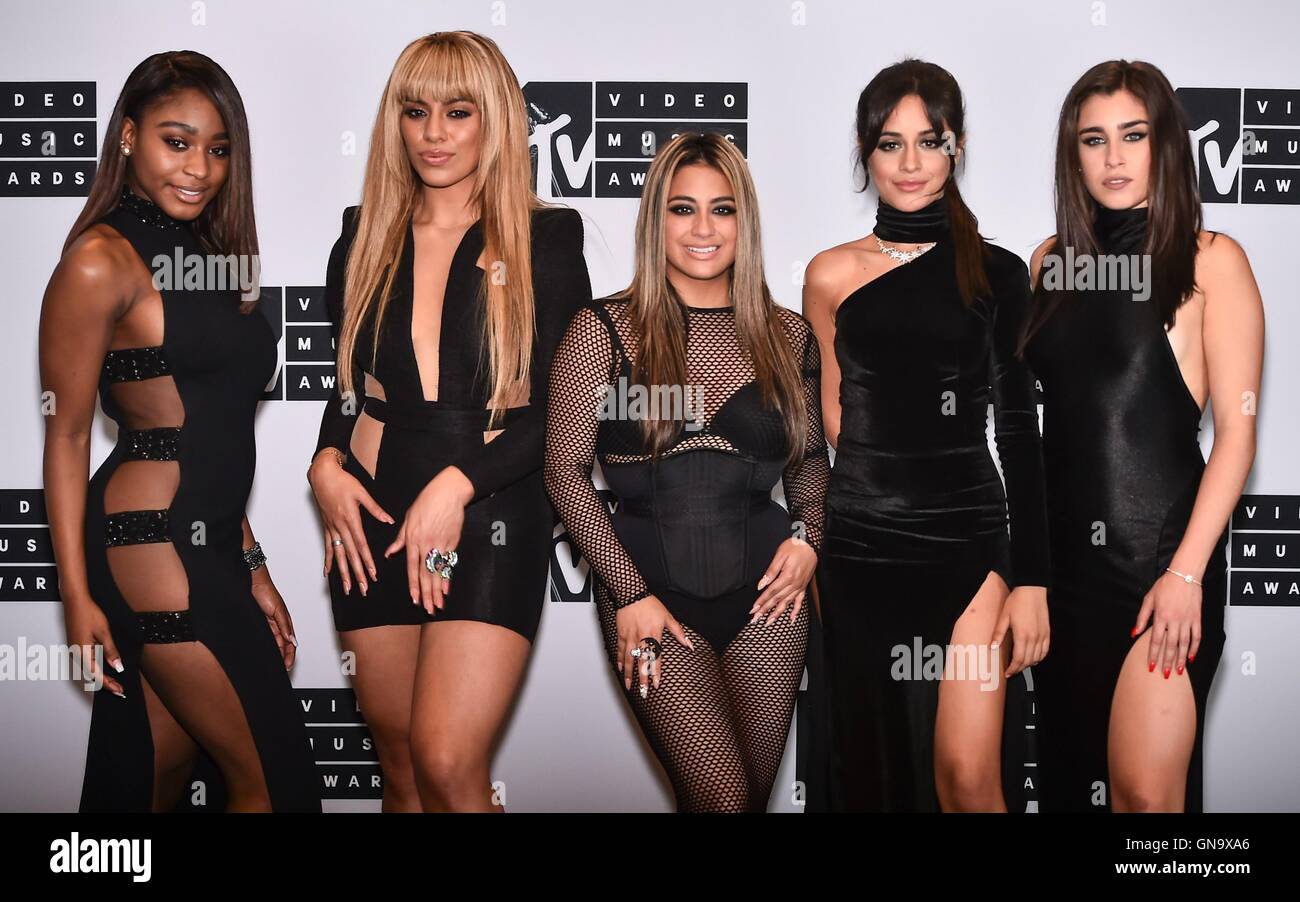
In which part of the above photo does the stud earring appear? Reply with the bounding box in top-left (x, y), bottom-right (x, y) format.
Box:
top-left (120, 141), bottom-right (131, 156)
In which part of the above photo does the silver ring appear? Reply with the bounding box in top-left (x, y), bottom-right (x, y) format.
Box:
top-left (331, 538), bottom-right (343, 547)
top-left (424, 547), bottom-right (459, 579)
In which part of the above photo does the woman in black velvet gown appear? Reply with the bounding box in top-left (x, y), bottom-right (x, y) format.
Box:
top-left (306, 32), bottom-right (590, 812)
top-left (804, 59), bottom-right (1051, 812)
top-left (1021, 60), bottom-right (1263, 813)
top-left (41, 52), bottom-right (319, 812)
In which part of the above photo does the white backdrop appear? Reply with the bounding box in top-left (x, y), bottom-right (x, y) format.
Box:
top-left (1, 0), bottom-right (1297, 812)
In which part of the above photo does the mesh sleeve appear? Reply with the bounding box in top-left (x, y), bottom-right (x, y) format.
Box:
top-left (544, 305), bottom-right (653, 608)
top-left (780, 313), bottom-right (830, 555)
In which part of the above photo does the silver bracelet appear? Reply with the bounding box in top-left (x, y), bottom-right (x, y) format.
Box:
top-left (244, 541), bottom-right (267, 571)
top-left (1165, 566), bottom-right (1201, 587)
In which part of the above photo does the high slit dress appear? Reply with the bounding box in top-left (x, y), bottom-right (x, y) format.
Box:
top-left (1026, 204), bottom-right (1228, 812)
top-left (815, 197), bottom-right (1051, 812)
top-left (79, 185), bottom-right (320, 812)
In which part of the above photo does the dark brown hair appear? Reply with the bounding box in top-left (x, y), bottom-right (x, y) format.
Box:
top-left (63, 51), bottom-right (259, 311)
top-left (854, 58), bottom-right (990, 306)
top-left (1018, 59), bottom-right (1202, 353)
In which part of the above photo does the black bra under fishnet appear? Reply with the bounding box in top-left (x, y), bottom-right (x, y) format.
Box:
top-left (544, 298), bottom-right (829, 610)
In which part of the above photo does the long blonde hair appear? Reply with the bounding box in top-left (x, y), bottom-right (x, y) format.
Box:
top-left (338, 31), bottom-right (545, 426)
top-left (616, 132), bottom-right (808, 466)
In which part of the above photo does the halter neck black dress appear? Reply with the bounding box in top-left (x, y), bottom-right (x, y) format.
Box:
top-left (1026, 205), bottom-right (1227, 812)
top-left (816, 197), bottom-right (1051, 812)
top-left (79, 186), bottom-right (320, 811)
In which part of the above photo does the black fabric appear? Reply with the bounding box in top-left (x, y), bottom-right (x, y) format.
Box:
top-left (816, 217), bottom-right (1050, 811)
top-left (545, 297), bottom-right (829, 810)
top-left (80, 188), bottom-right (320, 812)
top-left (317, 205), bottom-right (590, 641)
top-left (873, 196), bottom-right (949, 244)
top-left (1027, 206), bottom-right (1226, 813)
top-left (1094, 202), bottom-right (1149, 254)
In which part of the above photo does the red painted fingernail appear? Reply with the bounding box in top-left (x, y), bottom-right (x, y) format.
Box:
top-left (1163, 667), bottom-right (1171, 679)
top-left (1130, 626), bottom-right (1139, 637)
top-left (1148, 661), bottom-right (1156, 672)
top-left (1189, 653), bottom-right (1195, 662)
top-left (1177, 664), bottom-right (1184, 675)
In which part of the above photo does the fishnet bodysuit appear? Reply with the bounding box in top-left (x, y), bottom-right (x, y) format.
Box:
top-left (544, 297), bottom-right (829, 811)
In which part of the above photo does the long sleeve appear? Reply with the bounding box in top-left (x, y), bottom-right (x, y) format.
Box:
top-left (451, 207), bottom-right (592, 502)
top-left (314, 205), bottom-right (363, 459)
top-left (543, 305), bottom-right (653, 608)
top-left (989, 252), bottom-right (1052, 589)
top-left (780, 313), bottom-right (830, 556)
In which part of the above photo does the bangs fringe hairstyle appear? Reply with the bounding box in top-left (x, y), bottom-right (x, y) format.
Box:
top-left (338, 31), bottom-right (548, 427)
top-left (855, 58), bottom-right (990, 306)
top-left (615, 131), bottom-right (809, 467)
top-left (1018, 59), bottom-right (1203, 355)
top-left (64, 50), bottom-right (260, 313)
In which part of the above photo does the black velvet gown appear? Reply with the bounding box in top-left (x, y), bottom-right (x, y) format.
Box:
top-left (815, 197), bottom-right (1051, 812)
top-left (80, 185), bottom-right (320, 811)
top-left (315, 205), bottom-right (591, 642)
top-left (1026, 205), bottom-right (1228, 812)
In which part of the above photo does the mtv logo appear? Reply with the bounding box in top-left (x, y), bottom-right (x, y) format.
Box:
top-left (522, 81), bottom-right (748, 200)
top-left (1178, 87), bottom-right (1300, 205)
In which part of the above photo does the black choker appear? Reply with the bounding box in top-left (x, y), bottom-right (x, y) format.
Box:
top-left (1093, 203), bottom-right (1147, 254)
top-left (873, 196), bottom-right (950, 243)
top-left (116, 184), bottom-right (186, 231)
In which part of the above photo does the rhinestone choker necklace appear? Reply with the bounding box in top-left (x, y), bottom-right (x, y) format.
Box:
top-left (116, 184), bottom-right (186, 230)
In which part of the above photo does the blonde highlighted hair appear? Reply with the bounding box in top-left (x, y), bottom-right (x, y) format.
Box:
top-left (337, 31), bottom-right (548, 426)
top-left (615, 132), bottom-right (808, 466)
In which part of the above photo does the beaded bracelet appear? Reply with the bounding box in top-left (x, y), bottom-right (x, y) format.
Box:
top-left (244, 541), bottom-right (267, 571)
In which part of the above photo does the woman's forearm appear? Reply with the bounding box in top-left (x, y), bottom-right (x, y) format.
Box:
top-left (1170, 430), bottom-right (1256, 581)
top-left (43, 432), bottom-right (94, 609)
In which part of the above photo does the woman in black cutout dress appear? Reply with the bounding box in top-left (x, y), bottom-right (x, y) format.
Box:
top-left (807, 61), bottom-right (1051, 812)
top-left (306, 32), bottom-right (591, 813)
top-left (1022, 60), bottom-right (1262, 813)
top-left (545, 133), bottom-right (829, 812)
top-left (41, 52), bottom-right (318, 812)
top-left (314, 202), bottom-right (588, 639)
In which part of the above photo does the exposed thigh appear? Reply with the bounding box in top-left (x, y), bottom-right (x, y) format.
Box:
top-left (409, 620), bottom-right (531, 756)
top-left (934, 570), bottom-right (1010, 765)
top-left (1108, 625), bottom-right (1196, 789)
top-left (339, 624), bottom-right (421, 741)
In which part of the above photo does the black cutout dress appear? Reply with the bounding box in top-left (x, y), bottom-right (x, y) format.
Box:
top-left (315, 205), bottom-right (591, 642)
top-left (79, 186), bottom-right (320, 811)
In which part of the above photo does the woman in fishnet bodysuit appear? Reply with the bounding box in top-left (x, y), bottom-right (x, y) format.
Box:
top-left (544, 133), bottom-right (829, 812)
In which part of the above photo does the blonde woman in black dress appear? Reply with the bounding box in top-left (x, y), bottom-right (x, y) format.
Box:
top-left (307, 32), bottom-right (590, 812)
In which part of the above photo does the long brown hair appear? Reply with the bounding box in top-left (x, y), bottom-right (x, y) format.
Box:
top-left (63, 51), bottom-right (259, 313)
top-left (614, 132), bottom-right (808, 467)
top-left (338, 31), bottom-right (546, 428)
top-left (1018, 59), bottom-right (1203, 354)
top-left (855, 58), bottom-right (990, 306)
